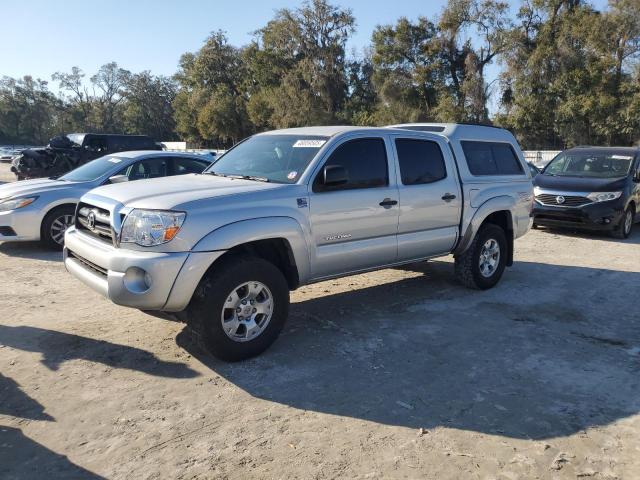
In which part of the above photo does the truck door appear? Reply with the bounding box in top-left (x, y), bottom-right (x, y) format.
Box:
top-left (390, 133), bottom-right (462, 261)
top-left (308, 136), bottom-right (400, 279)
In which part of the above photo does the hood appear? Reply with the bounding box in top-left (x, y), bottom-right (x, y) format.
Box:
top-left (534, 173), bottom-right (628, 192)
top-left (0, 178), bottom-right (81, 200)
top-left (87, 174), bottom-right (287, 210)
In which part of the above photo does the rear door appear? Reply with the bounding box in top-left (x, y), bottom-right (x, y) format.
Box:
top-left (307, 136), bottom-right (400, 279)
top-left (390, 133), bottom-right (462, 260)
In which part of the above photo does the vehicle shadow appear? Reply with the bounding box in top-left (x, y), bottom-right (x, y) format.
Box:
top-left (0, 373), bottom-right (54, 421)
top-left (535, 224), bottom-right (640, 244)
top-left (0, 241), bottom-right (62, 262)
top-left (0, 325), bottom-right (199, 379)
top-left (178, 260), bottom-right (640, 441)
top-left (0, 426), bottom-right (105, 479)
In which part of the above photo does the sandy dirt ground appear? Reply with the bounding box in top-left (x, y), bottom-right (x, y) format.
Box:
top-left (1, 162), bottom-right (639, 479)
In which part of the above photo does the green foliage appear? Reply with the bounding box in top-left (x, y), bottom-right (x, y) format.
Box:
top-left (1, 0), bottom-right (639, 149)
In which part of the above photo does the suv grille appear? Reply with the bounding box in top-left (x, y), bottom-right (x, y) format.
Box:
top-left (76, 203), bottom-right (114, 244)
top-left (535, 194), bottom-right (592, 207)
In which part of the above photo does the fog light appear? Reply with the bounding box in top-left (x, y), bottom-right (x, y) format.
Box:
top-left (603, 218), bottom-right (611, 224)
top-left (123, 267), bottom-right (151, 294)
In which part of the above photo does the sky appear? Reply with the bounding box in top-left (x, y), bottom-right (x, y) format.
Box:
top-left (2, 0), bottom-right (610, 101)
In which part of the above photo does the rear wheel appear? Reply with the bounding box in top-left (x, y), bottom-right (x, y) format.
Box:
top-left (455, 224), bottom-right (508, 290)
top-left (41, 205), bottom-right (76, 250)
top-left (186, 255), bottom-right (290, 361)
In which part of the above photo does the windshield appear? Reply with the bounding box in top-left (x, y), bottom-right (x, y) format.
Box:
top-left (543, 150), bottom-right (635, 178)
top-left (59, 155), bottom-right (125, 182)
top-left (206, 135), bottom-right (329, 183)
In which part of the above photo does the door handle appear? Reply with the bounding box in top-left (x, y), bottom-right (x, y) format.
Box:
top-left (441, 193), bottom-right (457, 201)
top-left (379, 198), bottom-right (398, 207)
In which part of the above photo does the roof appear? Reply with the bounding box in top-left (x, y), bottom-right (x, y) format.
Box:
top-left (258, 126), bottom-right (379, 137)
top-left (107, 150), bottom-right (212, 159)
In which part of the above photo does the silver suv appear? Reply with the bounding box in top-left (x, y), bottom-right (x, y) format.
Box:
top-left (64, 124), bottom-right (533, 360)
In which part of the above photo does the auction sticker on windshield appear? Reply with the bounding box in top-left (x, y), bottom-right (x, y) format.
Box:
top-left (293, 140), bottom-right (326, 148)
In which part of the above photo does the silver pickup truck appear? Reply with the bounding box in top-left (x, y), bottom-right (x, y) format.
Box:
top-left (64, 124), bottom-right (533, 360)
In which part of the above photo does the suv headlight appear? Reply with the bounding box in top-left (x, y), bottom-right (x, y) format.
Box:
top-left (120, 209), bottom-right (186, 247)
top-left (586, 191), bottom-right (622, 203)
top-left (0, 196), bottom-right (37, 212)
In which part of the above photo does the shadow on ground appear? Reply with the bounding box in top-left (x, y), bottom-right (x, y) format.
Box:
top-left (0, 325), bottom-right (199, 379)
top-left (0, 373), bottom-right (53, 421)
top-left (179, 260), bottom-right (640, 441)
top-left (0, 241), bottom-right (62, 262)
top-left (0, 426), bottom-right (105, 479)
top-left (535, 224), bottom-right (640, 245)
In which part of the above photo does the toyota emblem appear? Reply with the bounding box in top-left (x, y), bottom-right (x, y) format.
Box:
top-left (555, 195), bottom-right (565, 204)
top-left (87, 211), bottom-right (96, 230)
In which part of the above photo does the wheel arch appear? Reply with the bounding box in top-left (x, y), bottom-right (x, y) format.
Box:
top-left (192, 216), bottom-right (311, 289)
top-left (454, 196), bottom-right (516, 266)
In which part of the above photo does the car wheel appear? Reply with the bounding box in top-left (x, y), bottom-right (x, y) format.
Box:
top-left (612, 206), bottom-right (634, 239)
top-left (454, 224), bottom-right (508, 290)
top-left (186, 255), bottom-right (290, 361)
top-left (41, 205), bottom-right (76, 250)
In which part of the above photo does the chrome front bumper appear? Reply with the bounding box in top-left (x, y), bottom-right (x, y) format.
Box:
top-left (64, 227), bottom-right (225, 311)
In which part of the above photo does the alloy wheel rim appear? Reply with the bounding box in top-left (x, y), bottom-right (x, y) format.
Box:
top-left (50, 214), bottom-right (74, 245)
top-left (479, 238), bottom-right (500, 278)
top-left (220, 281), bottom-right (274, 342)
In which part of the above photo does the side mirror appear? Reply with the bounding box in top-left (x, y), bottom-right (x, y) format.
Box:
top-left (323, 165), bottom-right (348, 187)
top-left (108, 174), bottom-right (129, 184)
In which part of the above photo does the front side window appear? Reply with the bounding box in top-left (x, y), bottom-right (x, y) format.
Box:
top-left (461, 141), bottom-right (524, 176)
top-left (313, 138), bottom-right (388, 192)
top-left (543, 150), bottom-right (635, 178)
top-left (395, 138), bottom-right (447, 185)
top-left (207, 134), bottom-right (328, 184)
top-left (122, 158), bottom-right (168, 181)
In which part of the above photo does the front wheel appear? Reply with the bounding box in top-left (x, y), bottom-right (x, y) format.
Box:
top-left (186, 255), bottom-right (290, 361)
top-left (611, 207), bottom-right (634, 239)
top-left (41, 206), bottom-right (76, 250)
top-left (454, 224), bottom-right (508, 290)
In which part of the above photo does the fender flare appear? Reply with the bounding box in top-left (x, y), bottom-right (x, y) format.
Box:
top-left (454, 196), bottom-right (515, 263)
top-left (192, 216), bottom-right (311, 284)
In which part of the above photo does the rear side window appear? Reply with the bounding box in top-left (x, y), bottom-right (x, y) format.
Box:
top-left (172, 157), bottom-right (209, 175)
top-left (461, 141), bottom-right (524, 176)
top-left (314, 138), bottom-right (388, 192)
top-left (395, 139), bottom-right (447, 185)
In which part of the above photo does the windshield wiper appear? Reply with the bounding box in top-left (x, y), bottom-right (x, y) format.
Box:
top-left (206, 171), bottom-right (269, 182)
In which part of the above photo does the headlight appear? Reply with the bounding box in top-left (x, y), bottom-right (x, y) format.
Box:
top-left (0, 196), bottom-right (37, 212)
top-left (120, 209), bottom-right (186, 247)
top-left (586, 191), bottom-right (622, 203)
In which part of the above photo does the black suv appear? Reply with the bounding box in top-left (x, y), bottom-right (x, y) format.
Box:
top-left (11, 133), bottom-right (161, 180)
top-left (533, 146), bottom-right (640, 238)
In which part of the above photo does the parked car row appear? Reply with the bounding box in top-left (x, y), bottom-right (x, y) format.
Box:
top-left (1, 123), bottom-right (637, 362)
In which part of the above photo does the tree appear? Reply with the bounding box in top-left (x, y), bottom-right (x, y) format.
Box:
top-left (123, 72), bottom-right (177, 140)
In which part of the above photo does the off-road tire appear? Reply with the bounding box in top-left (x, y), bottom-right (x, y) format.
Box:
top-left (40, 205), bottom-right (76, 250)
top-left (611, 206), bottom-right (634, 239)
top-left (186, 255), bottom-right (290, 361)
top-left (454, 224), bottom-right (508, 290)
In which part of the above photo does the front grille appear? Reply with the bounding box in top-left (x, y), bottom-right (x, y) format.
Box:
top-left (535, 194), bottom-right (592, 207)
top-left (68, 251), bottom-right (108, 277)
top-left (76, 203), bottom-right (114, 244)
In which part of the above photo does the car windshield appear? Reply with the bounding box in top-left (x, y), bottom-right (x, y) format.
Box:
top-left (543, 151), bottom-right (635, 178)
top-left (205, 135), bottom-right (329, 184)
top-left (59, 155), bottom-right (125, 182)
